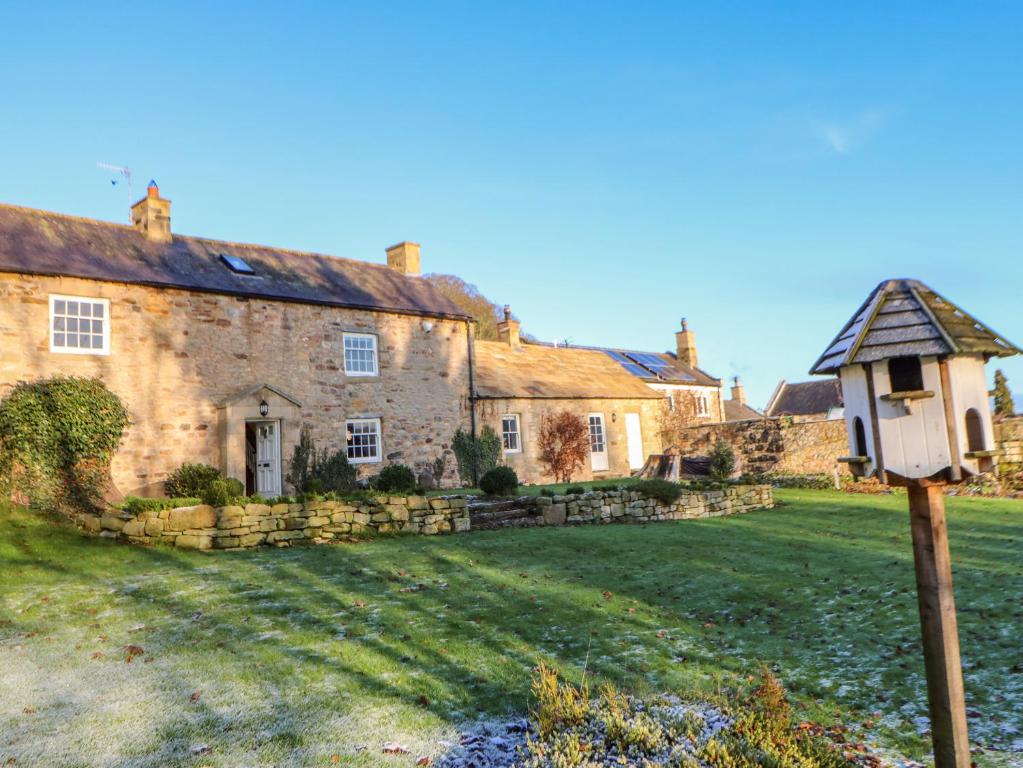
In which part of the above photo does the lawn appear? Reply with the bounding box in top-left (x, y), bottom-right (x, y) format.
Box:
top-left (1, 490), bottom-right (1020, 767)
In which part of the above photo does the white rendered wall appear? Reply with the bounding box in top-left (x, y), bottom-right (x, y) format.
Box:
top-left (838, 366), bottom-right (876, 470)
top-left (946, 354), bottom-right (995, 475)
top-left (872, 356), bottom-right (951, 479)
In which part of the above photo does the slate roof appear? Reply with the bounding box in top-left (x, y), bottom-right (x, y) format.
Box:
top-left (724, 399), bottom-right (762, 421)
top-left (529, 342), bottom-right (720, 387)
top-left (765, 379), bottom-right (843, 417)
top-left (0, 203), bottom-right (469, 319)
top-left (473, 341), bottom-right (662, 399)
top-left (810, 278), bottom-right (1020, 375)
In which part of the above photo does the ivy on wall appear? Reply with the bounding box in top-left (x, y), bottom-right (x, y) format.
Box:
top-left (0, 376), bottom-right (129, 512)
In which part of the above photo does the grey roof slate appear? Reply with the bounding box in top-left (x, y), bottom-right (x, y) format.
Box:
top-left (810, 278), bottom-right (1020, 375)
top-left (765, 379), bottom-right (843, 417)
top-left (0, 203), bottom-right (470, 320)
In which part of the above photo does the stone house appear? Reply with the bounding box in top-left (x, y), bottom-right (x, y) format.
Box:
top-left (472, 309), bottom-right (725, 483)
top-left (764, 378), bottom-right (844, 421)
top-left (0, 185), bottom-right (730, 495)
top-left (0, 184), bottom-right (474, 498)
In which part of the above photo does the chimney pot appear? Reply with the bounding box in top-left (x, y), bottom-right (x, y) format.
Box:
top-left (131, 181), bottom-right (172, 242)
top-left (730, 376), bottom-right (746, 405)
top-left (497, 306), bottom-right (521, 349)
top-left (675, 318), bottom-right (698, 368)
top-left (386, 241), bottom-right (422, 276)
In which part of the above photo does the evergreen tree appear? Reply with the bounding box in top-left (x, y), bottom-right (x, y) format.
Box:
top-left (993, 369), bottom-right (1016, 417)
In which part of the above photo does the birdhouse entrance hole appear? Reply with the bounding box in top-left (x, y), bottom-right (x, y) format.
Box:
top-left (888, 356), bottom-right (924, 393)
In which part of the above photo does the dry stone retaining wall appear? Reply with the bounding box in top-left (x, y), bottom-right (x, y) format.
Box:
top-left (88, 495), bottom-right (470, 550)
top-left (85, 485), bottom-right (774, 549)
top-left (469, 485), bottom-right (774, 530)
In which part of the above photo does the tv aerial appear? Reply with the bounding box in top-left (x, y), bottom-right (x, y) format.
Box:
top-left (96, 162), bottom-right (133, 222)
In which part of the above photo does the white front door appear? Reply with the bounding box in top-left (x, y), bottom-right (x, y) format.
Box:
top-left (588, 413), bottom-right (609, 472)
top-left (255, 421), bottom-right (281, 496)
top-left (624, 413), bottom-right (644, 470)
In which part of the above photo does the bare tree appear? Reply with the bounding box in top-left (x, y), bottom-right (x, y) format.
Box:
top-left (537, 410), bottom-right (590, 483)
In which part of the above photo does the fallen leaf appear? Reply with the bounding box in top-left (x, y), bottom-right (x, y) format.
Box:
top-left (22, 707), bottom-right (36, 715)
top-left (417, 694), bottom-right (430, 706)
top-left (602, 591), bottom-right (614, 600)
top-left (329, 755), bottom-right (340, 764)
top-left (417, 757), bottom-right (432, 766)
top-left (189, 690), bottom-right (201, 703)
top-left (90, 651), bottom-right (104, 660)
top-left (382, 742), bottom-right (409, 755)
top-left (354, 600), bottom-right (366, 608)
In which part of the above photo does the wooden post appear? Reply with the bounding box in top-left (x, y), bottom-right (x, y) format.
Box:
top-left (907, 483), bottom-right (971, 768)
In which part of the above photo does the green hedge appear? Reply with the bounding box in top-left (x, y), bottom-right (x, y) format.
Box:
top-left (0, 377), bottom-right (129, 512)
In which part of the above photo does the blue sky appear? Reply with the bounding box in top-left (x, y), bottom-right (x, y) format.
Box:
top-left (2, 2), bottom-right (1021, 408)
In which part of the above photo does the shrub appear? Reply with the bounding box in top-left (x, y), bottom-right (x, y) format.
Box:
top-left (120, 496), bottom-right (202, 515)
top-left (288, 426), bottom-right (317, 493)
top-left (479, 465), bottom-right (519, 497)
top-left (631, 478), bottom-right (683, 505)
top-left (539, 488), bottom-right (556, 498)
top-left (565, 485), bottom-right (585, 495)
top-left (374, 464), bottom-right (417, 494)
top-left (709, 439), bottom-right (736, 480)
top-left (452, 425), bottom-right (502, 485)
top-left (313, 448), bottom-right (357, 493)
top-left (202, 477), bottom-right (244, 507)
top-left (164, 463), bottom-right (222, 497)
top-left (0, 376), bottom-right (129, 512)
top-left (537, 410), bottom-right (590, 483)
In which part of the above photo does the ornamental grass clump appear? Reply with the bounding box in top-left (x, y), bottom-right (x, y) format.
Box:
top-left (0, 376), bottom-right (129, 512)
top-left (519, 664), bottom-right (863, 768)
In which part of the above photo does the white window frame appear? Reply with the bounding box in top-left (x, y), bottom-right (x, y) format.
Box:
top-left (696, 393), bottom-right (710, 417)
top-left (501, 414), bottom-right (522, 454)
top-left (343, 332), bottom-right (379, 377)
top-left (345, 418), bottom-right (382, 464)
top-left (588, 413), bottom-right (609, 472)
top-left (49, 295), bottom-right (110, 355)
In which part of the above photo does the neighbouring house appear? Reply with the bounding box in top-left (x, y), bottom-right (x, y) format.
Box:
top-left (764, 378), bottom-right (844, 421)
top-left (723, 376), bottom-right (761, 422)
top-left (0, 183), bottom-right (474, 498)
top-left (472, 309), bottom-right (725, 483)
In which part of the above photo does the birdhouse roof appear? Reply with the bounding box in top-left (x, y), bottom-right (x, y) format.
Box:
top-left (810, 278), bottom-right (1020, 375)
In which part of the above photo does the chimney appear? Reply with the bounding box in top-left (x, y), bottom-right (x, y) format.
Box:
top-left (131, 180), bottom-right (172, 242)
top-left (386, 241), bottom-right (421, 276)
top-left (675, 317), bottom-right (698, 368)
top-left (497, 305), bottom-right (521, 349)
top-left (731, 376), bottom-right (746, 405)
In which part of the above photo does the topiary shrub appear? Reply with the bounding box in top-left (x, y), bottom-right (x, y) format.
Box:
top-left (0, 376), bottom-right (129, 512)
top-left (164, 463), bottom-right (222, 498)
top-left (202, 477), bottom-right (244, 507)
top-left (479, 465), bottom-right (519, 497)
top-left (373, 464), bottom-right (417, 494)
top-left (709, 439), bottom-right (736, 480)
top-left (630, 478), bottom-right (683, 505)
top-left (452, 425), bottom-right (502, 485)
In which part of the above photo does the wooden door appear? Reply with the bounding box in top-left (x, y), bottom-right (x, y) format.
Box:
top-left (255, 421), bottom-right (281, 496)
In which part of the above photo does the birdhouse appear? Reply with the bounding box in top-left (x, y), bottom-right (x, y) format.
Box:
top-left (810, 279), bottom-right (1020, 484)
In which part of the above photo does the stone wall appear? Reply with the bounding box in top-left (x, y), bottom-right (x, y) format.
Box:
top-left (470, 484), bottom-right (774, 530)
top-left (88, 495), bottom-right (471, 550)
top-left (668, 416), bottom-right (849, 477)
top-left (0, 273), bottom-right (471, 497)
top-left (475, 397), bottom-right (667, 484)
top-left (996, 416), bottom-right (1023, 468)
top-left (84, 485), bottom-right (774, 549)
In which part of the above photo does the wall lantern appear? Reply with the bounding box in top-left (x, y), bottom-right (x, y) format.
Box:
top-left (611, 412), bottom-right (617, 423)
top-left (259, 399), bottom-right (269, 418)
top-left (810, 278), bottom-right (1020, 768)
top-left (422, 320), bottom-right (434, 333)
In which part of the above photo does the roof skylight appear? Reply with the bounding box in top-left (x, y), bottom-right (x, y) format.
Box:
top-left (219, 253), bottom-right (255, 274)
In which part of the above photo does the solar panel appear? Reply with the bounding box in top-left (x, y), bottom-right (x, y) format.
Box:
top-left (603, 350), bottom-right (653, 378)
top-left (219, 253), bottom-right (255, 274)
top-left (623, 351), bottom-right (696, 381)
